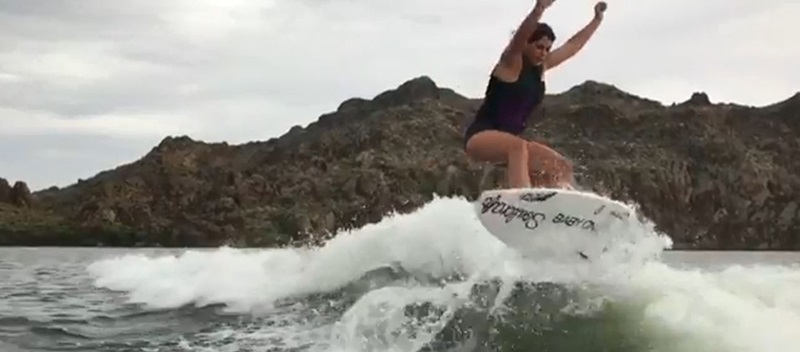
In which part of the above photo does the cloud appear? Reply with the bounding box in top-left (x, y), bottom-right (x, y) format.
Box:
top-left (1, 108), bottom-right (198, 138)
top-left (0, 0), bottom-right (797, 190)
top-left (0, 134), bottom-right (158, 191)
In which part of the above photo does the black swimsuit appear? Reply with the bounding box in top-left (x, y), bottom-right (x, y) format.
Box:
top-left (463, 61), bottom-right (546, 146)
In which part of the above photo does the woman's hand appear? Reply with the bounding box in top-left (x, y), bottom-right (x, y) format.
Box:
top-left (594, 1), bottom-right (607, 20)
top-left (536, 0), bottom-right (556, 11)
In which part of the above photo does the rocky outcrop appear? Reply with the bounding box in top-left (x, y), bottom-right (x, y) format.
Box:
top-left (0, 178), bottom-right (33, 208)
top-left (0, 179), bottom-right (10, 204)
top-left (2, 76), bottom-right (799, 250)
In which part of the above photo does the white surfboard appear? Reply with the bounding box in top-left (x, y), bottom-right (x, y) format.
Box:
top-left (475, 187), bottom-right (638, 262)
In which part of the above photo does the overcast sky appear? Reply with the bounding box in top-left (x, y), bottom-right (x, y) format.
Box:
top-left (1, 0), bottom-right (798, 191)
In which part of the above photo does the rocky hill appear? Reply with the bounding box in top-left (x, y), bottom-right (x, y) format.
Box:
top-left (2, 76), bottom-right (799, 250)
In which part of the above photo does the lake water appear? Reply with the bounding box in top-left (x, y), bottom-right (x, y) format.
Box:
top-left (1, 197), bottom-right (798, 352)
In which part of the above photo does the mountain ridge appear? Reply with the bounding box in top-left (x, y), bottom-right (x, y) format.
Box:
top-left (2, 76), bottom-right (799, 250)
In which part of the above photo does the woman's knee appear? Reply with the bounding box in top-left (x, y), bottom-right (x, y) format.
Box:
top-left (557, 156), bottom-right (574, 174)
top-left (525, 142), bottom-right (572, 173)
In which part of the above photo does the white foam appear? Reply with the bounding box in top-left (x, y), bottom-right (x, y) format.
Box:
top-left (85, 195), bottom-right (800, 352)
top-left (328, 283), bottom-right (473, 352)
top-left (86, 196), bottom-right (512, 312)
top-left (615, 261), bottom-right (800, 352)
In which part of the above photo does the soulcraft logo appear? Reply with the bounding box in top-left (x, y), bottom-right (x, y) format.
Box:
top-left (480, 195), bottom-right (546, 230)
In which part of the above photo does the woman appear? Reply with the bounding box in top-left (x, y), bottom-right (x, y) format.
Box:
top-left (464, 0), bottom-right (607, 189)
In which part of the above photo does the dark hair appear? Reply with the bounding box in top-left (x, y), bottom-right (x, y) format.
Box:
top-left (528, 23), bottom-right (556, 43)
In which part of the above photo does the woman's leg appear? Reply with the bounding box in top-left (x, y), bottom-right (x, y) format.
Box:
top-left (465, 130), bottom-right (531, 188)
top-left (526, 140), bottom-right (574, 189)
